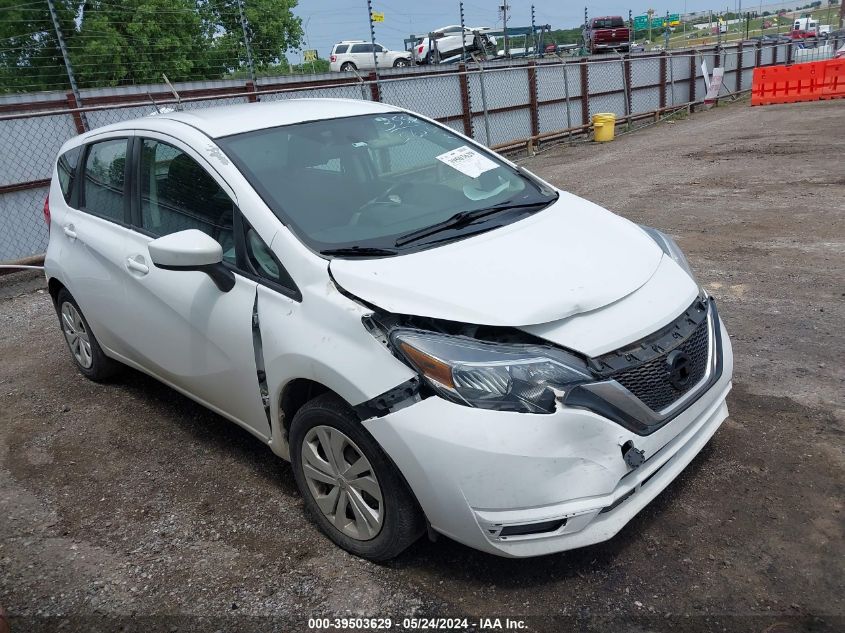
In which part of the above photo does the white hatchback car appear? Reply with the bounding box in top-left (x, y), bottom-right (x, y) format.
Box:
top-left (44, 99), bottom-right (733, 560)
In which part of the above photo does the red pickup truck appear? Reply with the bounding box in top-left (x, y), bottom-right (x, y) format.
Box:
top-left (583, 16), bottom-right (631, 54)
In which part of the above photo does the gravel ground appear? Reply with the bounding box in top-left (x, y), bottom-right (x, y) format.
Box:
top-left (1, 99), bottom-right (843, 633)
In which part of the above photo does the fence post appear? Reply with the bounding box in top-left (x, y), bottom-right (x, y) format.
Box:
top-left (736, 41), bottom-right (743, 93)
top-left (65, 93), bottom-right (86, 134)
top-left (476, 60), bottom-right (492, 146)
top-left (47, 0), bottom-right (87, 131)
top-left (580, 60), bottom-right (589, 126)
top-left (458, 63), bottom-right (474, 138)
top-left (756, 40), bottom-right (762, 68)
top-left (787, 41), bottom-right (793, 65)
top-left (528, 60), bottom-right (540, 139)
top-left (623, 54), bottom-right (632, 128)
top-left (688, 54), bottom-right (696, 104)
top-left (244, 80), bottom-right (258, 103)
top-left (659, 53), bottom-right (667, 110)
top-left (367, 72), bottom-right (380, 102)
top-left (236, 0), bottom-right (258, 93)
top-left (366, 0), bottom-right (381, 97)
top-left (561, 62), bottom-right (572, 130)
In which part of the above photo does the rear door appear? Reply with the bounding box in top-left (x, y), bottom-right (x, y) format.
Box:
top-left (114, 132), bottom-right (270, 438)
top-left (57, 134), bottom-right (134, 357)
top-left (349, 43), bottom-right (374, 69)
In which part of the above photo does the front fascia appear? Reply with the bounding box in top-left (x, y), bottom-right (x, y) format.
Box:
top-left (362, 321), bottom-right (733, 557)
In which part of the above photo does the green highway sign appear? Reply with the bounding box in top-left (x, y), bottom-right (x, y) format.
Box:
top-left (633, 15), bottom-right (648, 29)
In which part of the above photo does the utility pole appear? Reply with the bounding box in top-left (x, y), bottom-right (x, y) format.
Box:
top-left (46, 0), bottom-right (87, 130)
top-left (236, 0), bottom-right (258, 89)
top-left (628, 9), bottom-right (633, 44)
top-left (647, 8), bottom-right (655, 42)
top-left (500, 3), bottom-right (510, 57)
top-left (664, 11), bottom-right (670, 49)
top-left (367, 0), bottom-right (380, 96)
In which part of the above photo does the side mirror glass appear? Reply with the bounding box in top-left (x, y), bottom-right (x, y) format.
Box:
top-left (148, 229), bottom-right (235, 292)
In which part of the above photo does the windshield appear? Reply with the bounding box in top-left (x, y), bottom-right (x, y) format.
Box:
top-left (217, 113), bottom-right (556, 255)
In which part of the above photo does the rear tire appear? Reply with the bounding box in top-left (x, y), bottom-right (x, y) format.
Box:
top-left (55, 288), bottom-right (118, 382)
top-left (290, 393), bottom-right (425, 561)
top-left (340, 62), bottom-right (356, 72)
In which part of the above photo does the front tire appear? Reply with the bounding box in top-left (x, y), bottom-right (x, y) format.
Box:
top-left (290, 393), bottom-right (425, 561)
top-left (55, 288), bottom-right (118, 381)
top-left (393, 58), bottom-right (409, 68)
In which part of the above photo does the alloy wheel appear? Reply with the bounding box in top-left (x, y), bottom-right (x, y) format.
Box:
top-left (301, 425), bottom-right (384, 540)
top-left (61, 302), bottom-right (93, 369)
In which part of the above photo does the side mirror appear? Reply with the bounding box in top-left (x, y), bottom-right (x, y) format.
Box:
top-left (148, 229), bottom-right (235, 292)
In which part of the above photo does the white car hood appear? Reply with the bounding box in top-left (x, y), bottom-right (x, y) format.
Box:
top-left (329, 191), bottom-right (663, 327)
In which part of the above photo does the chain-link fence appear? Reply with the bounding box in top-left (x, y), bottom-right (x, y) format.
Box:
top-left (2, 36), bottom-right (842, 264)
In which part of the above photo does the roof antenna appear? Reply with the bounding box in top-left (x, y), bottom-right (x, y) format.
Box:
top-left (161, 73), bottom-right (183, 111)
top-left (147, 91), bottom-right (161, 114)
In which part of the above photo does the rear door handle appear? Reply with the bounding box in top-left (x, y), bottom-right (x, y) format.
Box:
top-left (63, 224), bottom-right (77, 239)
top-left (125, 255), bottom-right (149, 275)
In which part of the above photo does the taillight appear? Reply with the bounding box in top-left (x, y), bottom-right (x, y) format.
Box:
top-left (330, 54), bottom-right (336, 62)
top-left (418, 45), bottom-right (424, 54)
top-left (43, 195), bottom-right (51, 231)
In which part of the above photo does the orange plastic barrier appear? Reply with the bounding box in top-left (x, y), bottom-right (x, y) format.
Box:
top-left (820, 58), bottom-right (845, 99)
top-left (751, 59), bottom-right (845, 106)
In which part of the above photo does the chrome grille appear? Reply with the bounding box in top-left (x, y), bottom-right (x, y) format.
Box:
top-left (613, 317), bottom-right (710, 411)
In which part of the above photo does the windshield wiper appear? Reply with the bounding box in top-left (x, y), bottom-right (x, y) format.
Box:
top-left (320, 246), bottom-right (398, 257)
top-left (394, 200), bottom-right (553, 248)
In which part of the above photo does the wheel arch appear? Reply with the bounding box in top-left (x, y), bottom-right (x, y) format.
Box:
top-left (47, 276), bottom-right (67, 309)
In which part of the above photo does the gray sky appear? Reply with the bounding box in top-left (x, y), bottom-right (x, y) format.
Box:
top-left (291, 1), bottom-right (761, 58)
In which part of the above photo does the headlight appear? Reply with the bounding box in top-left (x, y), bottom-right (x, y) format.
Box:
top-left (640, 225), bottom-right (696, 280)
top-left (390, 329), bottom-right (592, 413)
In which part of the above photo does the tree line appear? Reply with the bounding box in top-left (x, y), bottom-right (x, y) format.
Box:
top-left (0, 0), bottom-right (304, 94)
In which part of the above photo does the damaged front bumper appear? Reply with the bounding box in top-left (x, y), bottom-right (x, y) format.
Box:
top-left (362, 319), bottom-right (733, 558)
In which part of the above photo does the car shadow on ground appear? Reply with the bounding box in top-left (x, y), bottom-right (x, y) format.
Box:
top-left (107, 364), bottom-right (300, 498)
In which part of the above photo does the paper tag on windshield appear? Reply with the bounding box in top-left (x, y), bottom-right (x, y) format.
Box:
top-left (435, 145), bottom-right (498, 179)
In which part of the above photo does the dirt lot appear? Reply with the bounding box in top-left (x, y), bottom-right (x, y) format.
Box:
top-left (1, 99), bottom-right (843, 633)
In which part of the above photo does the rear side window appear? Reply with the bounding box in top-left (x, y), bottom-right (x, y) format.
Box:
top-left (139, 139), bottom-right (236, 264)
top-left (350, 43), bottom-right (372, 53)
top-left (80, 139), bottom-right (127, 222)
top-left (334, 44), bottom-right (349, 54)
top-left (57, 146), bottom-right (81, 204)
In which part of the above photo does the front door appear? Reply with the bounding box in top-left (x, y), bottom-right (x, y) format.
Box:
top-left (114, 133), bottom-right (269, 438)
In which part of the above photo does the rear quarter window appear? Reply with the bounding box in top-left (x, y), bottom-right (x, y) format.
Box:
top-left (57, 146), bottom-right (82, 204)
top-left (334, 44), bottom-right (349, 54)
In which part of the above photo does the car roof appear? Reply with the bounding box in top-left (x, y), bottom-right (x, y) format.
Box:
top-left (77, 98), bottom-right (401, 140)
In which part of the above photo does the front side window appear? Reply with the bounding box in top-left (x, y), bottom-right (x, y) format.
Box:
top-left (139, 139), bottom-right (235, 264)
top-left (217, 113), bottom-right (557, 255)
top-left (57, 146), bottom-right (82, 204)
top-left (350, 43), bottom-right (372, 53)
top-left (81, 139), bottom-right (127, 222)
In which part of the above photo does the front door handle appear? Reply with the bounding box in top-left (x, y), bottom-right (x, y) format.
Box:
top-left (126, 255), bottom-right (149, 275)
top-left (63, 224), bottom-right (77, 240)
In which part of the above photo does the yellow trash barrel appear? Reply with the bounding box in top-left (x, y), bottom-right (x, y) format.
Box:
top-left (592, 112), bottom-right (616, 142)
